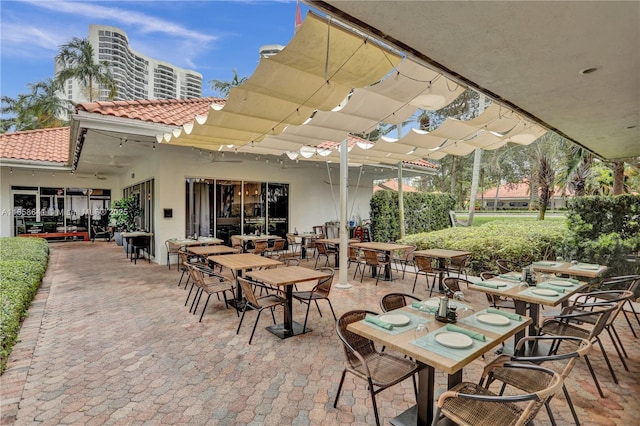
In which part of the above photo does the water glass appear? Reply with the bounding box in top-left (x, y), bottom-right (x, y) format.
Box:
top-left (414, 319), bottom-right (429, 340)
top-left (452, 291), bottom-right (474, 319)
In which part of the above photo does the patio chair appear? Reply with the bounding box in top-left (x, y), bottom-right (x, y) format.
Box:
top-left (246, 239), bottom-right (268, 256)
top-left (286, 233), bottom-right (301, 256)
top-left (177, 248), bottom-right (201, 288)
top-left (165, 239), bottom-right (182, 270)
top-left (571, 289), bottom-right (635, 372)
top-left (334, 310), bottom-right (420, 426)
top-left (91, 225), bottom-right (112, 242)
top-left (480, 271), bottom-right (517, 310)
top-left (480, 335), bottom-right (592, 425)
top-left (361, 248), bottom-right (389, 285)
top-left (448, 254), bottom-right (470, 281)
top-left (442, 277), bottom-right (475, 297)
top-left (292, 267), bottom-right (336, 331)
top-left (348, 246), bottom-right (366, 280)
top-left (380, 292), bottom-right (421, 313)
top-left (432, 363), bottom-right (562, 426)
top-left (264, 238), bottom-right (285, 259)
top-left (413, 255), bottom-right (441, 295)
top-left (230, 236), bottom-right (244, 252)
top-left (496, 259), bottom-right (524, 274)
top-left (130, 235), bottom-right (151, 264)
top-left (236, 277), bottom-right (287, 344)
top-left (596, 275), bottom-right (640, 337)
top-left (185, 264), bottom-right (235, 322)
top-left (392, 245), bottom-right (416, 279)
top-left (536, 301), bottom-right (617, 398)
top-left (314, 241), bottom-right (336, 268)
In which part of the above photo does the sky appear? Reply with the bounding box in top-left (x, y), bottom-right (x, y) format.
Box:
top-left (0, 0), bottom-right (312, 99)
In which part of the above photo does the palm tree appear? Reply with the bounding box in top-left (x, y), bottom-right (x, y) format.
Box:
top-left (556, 143), bottom-right (593, 197)
top-left (208, 69), bottom-right (248, 97)
top-left (55, 37), bottom-right (117, 102)
top-left (1, 79), bottom-right (72, 132)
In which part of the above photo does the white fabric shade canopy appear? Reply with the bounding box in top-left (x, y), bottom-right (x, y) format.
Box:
top-left (159, 12), bottom-right (547, 166)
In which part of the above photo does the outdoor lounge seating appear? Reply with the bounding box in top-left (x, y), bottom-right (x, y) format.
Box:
top-left (91, 225), bottom-right (112, 242)
top-left (334, 310), bottom-right (420, 426)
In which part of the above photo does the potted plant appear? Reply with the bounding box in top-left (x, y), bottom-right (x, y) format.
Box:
top-left (111, 195), bottom-right (142, 246)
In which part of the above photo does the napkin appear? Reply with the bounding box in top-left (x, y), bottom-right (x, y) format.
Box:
top-left (551, 277), bottom-right (579, 284)
top-left (499, 274), bottom-right (521, 282)
top-left (536, 283), bottom-right (566, 293)
top-left (446, 324), bottom-right (486, 341)
top-left (411, 301), bottom-right (438, 313)
top-left (365, 314), bottom-right (393, 330)
top-left (533, 261), bottom-right (557, 267)
top-left (486, 308), bottom-right (522, 321)
top-left (474, 281), bottom-right (500, 289)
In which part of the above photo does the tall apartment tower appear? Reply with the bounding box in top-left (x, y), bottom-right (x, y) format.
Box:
top-left (57, 24), bottom-right (202, 104)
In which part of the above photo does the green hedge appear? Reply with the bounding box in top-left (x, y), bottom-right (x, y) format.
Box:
top-left (564, 195), bottom-right (640, 276)
top-left (398, 220), bottom-right (568, 275)
top-left (370, 191), bottom-right (455, 242)
top-left (0, 237), bottom-right (49, 374)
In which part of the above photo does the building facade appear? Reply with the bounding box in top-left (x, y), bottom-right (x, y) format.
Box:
top-left (56, 24), bottom-right (202, 104)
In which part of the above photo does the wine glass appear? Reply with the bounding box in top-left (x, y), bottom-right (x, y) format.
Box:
top-left (452, 291), bottom-right (474, 319)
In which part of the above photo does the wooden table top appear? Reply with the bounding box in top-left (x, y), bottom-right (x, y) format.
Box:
top-left (232, 234), bottom-right (280, 242)
top-left (347, 304), bottom-right (531, 374)
top-left (316, 238), bottom-right (359, 245)
top-left (171, 237), bottom-right (223, 246)
top-left (209, 253), bottom-right (282, 271)
top-left (352, 242), bottom-right (414, 252)
top-left (414, 248), bottom-right (471, 259)
top-left (187, 245), bottom-right (239, 256)
top-left (246, 266), bottom-right (332, 287)
top-left (529, 261), bottom-right (608, 279)
top-left (468, 274), bottom-right (588, 307)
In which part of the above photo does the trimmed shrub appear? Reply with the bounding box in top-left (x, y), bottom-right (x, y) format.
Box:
top-left (398, 220), bottom-right (567, 275)
top-left (0, 237), bottom-right (49, 374)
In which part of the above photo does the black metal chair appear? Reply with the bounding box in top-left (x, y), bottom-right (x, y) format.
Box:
top-left (130, 235), bottom-right (151, 264)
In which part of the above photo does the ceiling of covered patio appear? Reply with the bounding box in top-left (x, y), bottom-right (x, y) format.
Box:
top-left (310, 0), bottom-right (640, 160)
top-left (158, 12), bottom-right (548, 169)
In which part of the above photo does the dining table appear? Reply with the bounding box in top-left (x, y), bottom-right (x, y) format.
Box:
top-left (414, 248), bottom-right (472, 292)
top-left (351, 242), bottom-right (415, 280)
top-left (171, 236), bottom-right (223, 247)
top-left (121, 231), bottom-right (154, 259)
top-left (296, 232), bottom-right (319, 259)
top-left (315, 238), bottom-right (359, 267)
top-left (231, 234), bottom-right (280, 252)
top-left (347, 298), bottom-right (531, 425)
top-left (467, 272), bottom-right (588, 345)
top-left (187, 244), bottom-right (239, 257)
top-left (529, 260), bottom-right (608, 280)
top-left (245, 266), bottom-right (332, 339)
top-left (209, 253), bottom-right (282, 310)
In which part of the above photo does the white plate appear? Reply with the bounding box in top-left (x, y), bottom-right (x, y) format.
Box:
top-left (379, 314), bottom-right (411, 327)
top-left (422, 299), bottom-right (440, 308)
top-left (577, 264), bottom-right (599, 270)
top-left (435, 332), bottom-right (473, 349)
top-left (532, 288), bottom-right (559, 297)
top-left (476, 313), bottom-right (510, 326)
top-left (549, 280), bottom-right (573, 287)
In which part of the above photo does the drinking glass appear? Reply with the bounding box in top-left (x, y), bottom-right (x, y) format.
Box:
top-left (451, 291), bottom-right (474, 319)
top-left (414, 319), bottom-right (429, 341)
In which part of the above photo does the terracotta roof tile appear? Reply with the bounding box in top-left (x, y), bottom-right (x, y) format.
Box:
top-left (374, 179), bottom-right (418, 192)
top-left (75, 98), bottom-right (225, 126)
top-left (0, 127), bottom-right (69, 163)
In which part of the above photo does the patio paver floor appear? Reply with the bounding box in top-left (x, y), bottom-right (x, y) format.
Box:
top-left (1, 241), bottom-right (638, 425)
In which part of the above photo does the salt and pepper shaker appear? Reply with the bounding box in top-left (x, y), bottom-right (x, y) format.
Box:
top-left (438, 296), bottom-right (449, 318)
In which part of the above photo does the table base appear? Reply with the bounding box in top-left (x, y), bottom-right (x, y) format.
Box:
top-left (229, 298), bottom-right (248, 312)
top-left (266, 321), bottom-right (311, 339)
top-left (390, 404), bottom-right (418, 426)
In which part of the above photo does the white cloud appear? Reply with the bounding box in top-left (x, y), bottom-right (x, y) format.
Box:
top-left (22, 0), bottom-right (218, 44)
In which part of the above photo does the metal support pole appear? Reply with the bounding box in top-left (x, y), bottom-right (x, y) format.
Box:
top-left (336, 138), bottom-right (351, 289)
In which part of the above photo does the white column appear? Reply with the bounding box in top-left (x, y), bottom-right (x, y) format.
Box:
top-left (335, 138), bottom-right (351, 289)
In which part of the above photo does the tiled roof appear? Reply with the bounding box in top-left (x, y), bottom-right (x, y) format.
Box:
top-left (75, 98), bottom-right (225, 126)
top-left (481, 181), bottom-right (567, 198)
top-left (0, 127), bottom-right (70, 163)
top-left (374, 179), bottom-right (418, 192)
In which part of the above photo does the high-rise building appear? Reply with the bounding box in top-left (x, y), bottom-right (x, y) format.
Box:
top-left (56, 24), bottom-right (202, 104)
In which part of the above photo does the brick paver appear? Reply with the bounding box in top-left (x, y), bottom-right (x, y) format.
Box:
top-left (1, 242), bottom-right (639, 425)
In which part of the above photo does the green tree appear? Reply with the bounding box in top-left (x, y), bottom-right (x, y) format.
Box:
top-left (55, 37), bottom-right (117, 102)
top-left (1, 79), bottom-right (72, 132)
top-left (208, 69), bottom-right (248, 97)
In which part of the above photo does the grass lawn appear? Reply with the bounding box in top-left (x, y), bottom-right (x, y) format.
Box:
top-left (460, 213), bottom-right (567, 227)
